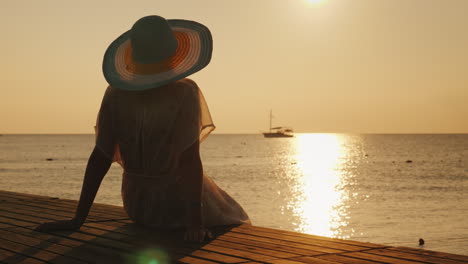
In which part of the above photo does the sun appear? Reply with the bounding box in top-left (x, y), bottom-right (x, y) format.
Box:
top-left (307, 0), bottom-right (326, 5)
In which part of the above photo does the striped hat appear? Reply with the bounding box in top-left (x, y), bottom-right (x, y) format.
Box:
top-left (103, 15), bottom-right (213, 91)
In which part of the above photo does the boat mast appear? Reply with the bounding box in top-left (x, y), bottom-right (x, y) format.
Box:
top-left (269, 109), bottom-right (272, 133)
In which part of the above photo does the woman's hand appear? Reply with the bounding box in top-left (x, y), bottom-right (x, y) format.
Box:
top-left (35, 218), bottom-right (83, 232)
top-left (184, 226), bottom-right (213, 243)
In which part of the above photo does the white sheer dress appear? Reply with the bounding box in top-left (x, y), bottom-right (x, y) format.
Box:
top-left (95, 78), bottom-right (251, 228)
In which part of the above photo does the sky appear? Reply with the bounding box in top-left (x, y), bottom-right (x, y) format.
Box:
top-left (1, 0), bottom-right (467, 134)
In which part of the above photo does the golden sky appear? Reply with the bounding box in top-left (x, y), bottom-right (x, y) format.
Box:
top-left (1, 0), bottom-right (467, 134)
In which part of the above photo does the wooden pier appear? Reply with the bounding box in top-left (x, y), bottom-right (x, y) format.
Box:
top-left (1, 190), bottom-right (467, 264)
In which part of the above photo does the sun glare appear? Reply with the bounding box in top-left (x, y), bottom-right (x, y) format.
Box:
top-left (292, 134), bottom-right (350, 238)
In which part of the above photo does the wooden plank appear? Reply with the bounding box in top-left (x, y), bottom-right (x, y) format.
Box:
top-left (390, 247), bottom-right (468, 262)
top-left (209, 239), bottom-right (300, 259)
top-left (0, 210), bottom-right (51, 225)
top-left (2, 197), bottom-right (120, 222)
top-left (235, 262), bottom-right (264, 264)
top-left (1, 197), bottom-right (79, 216)
top-left (177, 256), bottom-right (220, 264)
top-left (0, 191), bottom-right (127, 219)
top-left (232, 226), bottom-right (370, 252)
top-left (80, 226), bottom-right (182, 249)
top-left (70, 225), bottom-right (129, 241)
top-left (218, 233), bottom-right (323, 256)
top-left (364, 248), bottom-right (468, 264)
top-left (266, 258), bottom-right (321, 264)
top-left (0, 248), bottom-right (47, 264)
top-left (1, 202), bottom-right (107, 223)
top-left (200, 243), bottom-right (281, 262)
top-left (0, 216), bottom-right (36, 228)
top-left (83, 221), bottom-right (141, 235)
top-left (7, 226), bottom-right (129, 257)
top-left (315, 254), bottom-right (381, 264)
top-left (1, 221), bottom-right (135, 254)
top-left (282, 256), bottom-right (343, 264)
top-left (0, 208), bottom-right (121, 236)
top-left (190, 249), bottom-right (248, 263)
top-left (116, 219), bottom-right (133, 223)
top-left (236, 224), bottom-right (385, 249)
top-left (0, 238), bottom-right (86, 264)
top-left (0, 191), bottom-right (127, 218)
top-left (0, 190), bottom-right (125, 212)
top-left (0, 223), bottom-right (12, 229)
top-left (0, 229), bottom-right (72, 252)
top-left (45, 228), bottom-right (136, 252)
top-left (0, 228), bottom-right (127, 263)
top-left (224, 231), bottom-right (344, 254)
top-left (7, 227), bottom-right (88, 248)
top-left (340, 251), bottom-right (426, 264)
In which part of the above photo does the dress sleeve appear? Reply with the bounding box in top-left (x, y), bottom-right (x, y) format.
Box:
top-left (172, 80), bottom-right (215, 155)
top-left (198, 84), bottom-right (216, 142)
top-left (95, 87), bottom-right (117, 161)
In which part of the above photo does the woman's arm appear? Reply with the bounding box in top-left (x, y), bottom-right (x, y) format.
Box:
top-left (35, 146), bottom-right (112, 231)
top-left (179, 141), bottom-right (212, 242)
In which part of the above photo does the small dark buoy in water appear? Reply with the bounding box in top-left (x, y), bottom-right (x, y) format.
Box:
top-left (406, 160), bottom-right (413, 163)
top-left (419, 238), bottom-right (425, 246)
top-left (46, 158), bottom-right (54, 161)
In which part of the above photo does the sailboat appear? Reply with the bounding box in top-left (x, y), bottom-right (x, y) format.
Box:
top-left (262, 110), bottom-right (294, 138)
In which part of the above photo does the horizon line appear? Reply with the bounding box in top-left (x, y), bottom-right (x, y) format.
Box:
top-left (1, 132), bottom-right (467, 135)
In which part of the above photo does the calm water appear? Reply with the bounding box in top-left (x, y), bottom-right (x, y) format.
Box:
top-left (1, 134), bottom-right (467, 255)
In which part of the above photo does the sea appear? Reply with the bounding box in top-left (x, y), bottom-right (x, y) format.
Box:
top-left (0, 134), bottom-right (467, 255)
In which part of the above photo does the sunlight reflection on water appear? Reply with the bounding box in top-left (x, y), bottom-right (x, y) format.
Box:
top-left (290, 134), bottom-right (353, 238)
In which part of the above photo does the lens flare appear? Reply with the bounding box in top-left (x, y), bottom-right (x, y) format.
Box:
top-left (127, 248), bottom-right (170, 264)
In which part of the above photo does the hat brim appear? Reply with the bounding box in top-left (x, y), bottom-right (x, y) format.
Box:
top-left (103, 19), bottom-right (212, 91)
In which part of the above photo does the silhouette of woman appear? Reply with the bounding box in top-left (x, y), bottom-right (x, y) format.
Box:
top-left (35, 15), bottom-right (250, 242)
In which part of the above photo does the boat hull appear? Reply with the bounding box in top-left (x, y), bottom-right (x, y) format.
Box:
top-left (263, 133), bottom-right (294, 138)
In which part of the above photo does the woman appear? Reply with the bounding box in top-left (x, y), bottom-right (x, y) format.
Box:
top-left (35, 15), bottom-right (251, 242)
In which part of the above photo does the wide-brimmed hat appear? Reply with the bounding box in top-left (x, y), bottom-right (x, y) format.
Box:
top-left (103, 15), bottom-right (212, 91)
